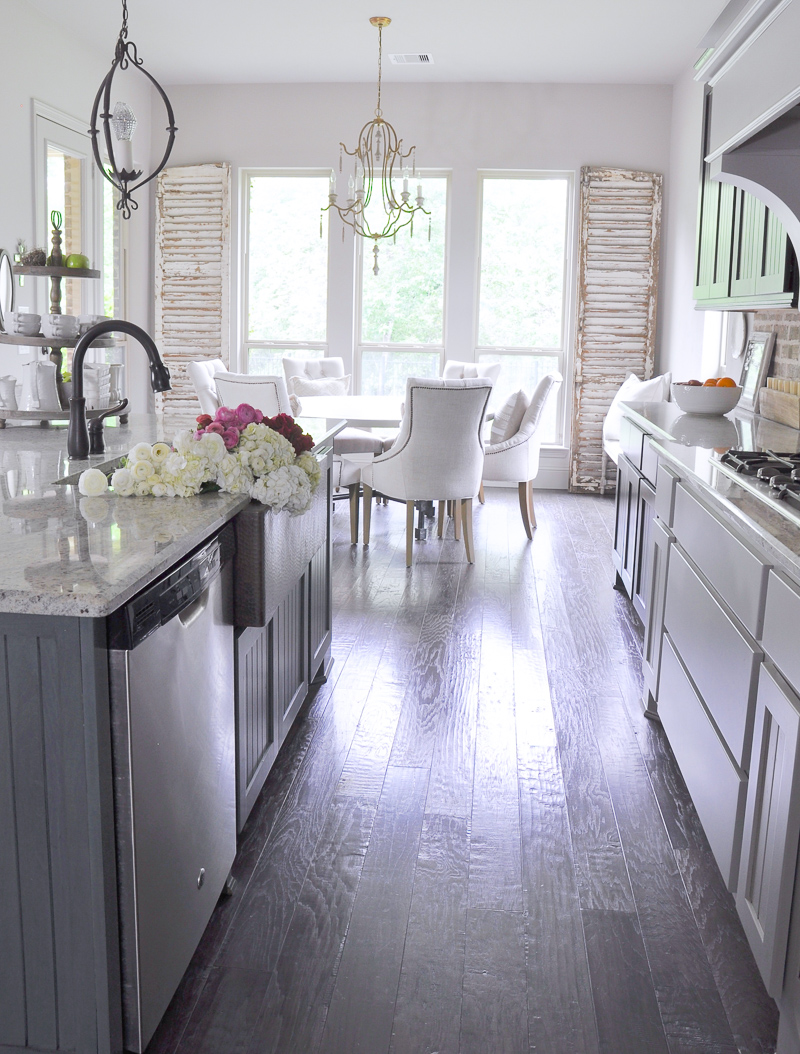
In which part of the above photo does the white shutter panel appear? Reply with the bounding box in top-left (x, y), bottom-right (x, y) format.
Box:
top-left (154, 162), bottom-right (231, 418)
top-left (570, 167), bottom-right (662, 492)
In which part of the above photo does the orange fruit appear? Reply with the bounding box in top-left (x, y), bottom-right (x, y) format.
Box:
top-left (716, 376), bottom-right (736, 387)
top-left (703, 378), bottom-right (718, 386)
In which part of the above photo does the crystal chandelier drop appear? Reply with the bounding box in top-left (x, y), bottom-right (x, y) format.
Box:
top-left (322, 17), bottom-right (430, 275)
top-left (90, 0), bottom-right (177, 219)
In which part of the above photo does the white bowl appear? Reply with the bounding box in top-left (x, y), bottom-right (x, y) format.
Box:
top-left (671, 383), bottom-right (742, 415)
top-left (41, 314), bottom-right (79, 340)
top-left (4, 312), bottom-right (41, 335)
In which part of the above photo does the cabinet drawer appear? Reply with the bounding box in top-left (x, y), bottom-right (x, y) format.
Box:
top-left (659, 635), bottom-right (747, 890)
top-left (673, 483), bottom-right (770, 637)
top-left (620, 415), bottom-right (647, 470)
top-left (664, 545), bottom-right (761, 768)
top-left (654, 461), bottom-right (679, 527)
top-left (762, 570), bottom-right (800, 691)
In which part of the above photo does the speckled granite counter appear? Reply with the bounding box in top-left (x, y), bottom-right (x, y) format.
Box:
top-left (0, 415), bottom-right (252, 617)
top-left (622, 400), bottom-right (800, 582)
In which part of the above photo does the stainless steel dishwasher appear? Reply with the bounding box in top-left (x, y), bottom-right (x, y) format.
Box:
top-left (108, 526), bottom-right (236, 1053)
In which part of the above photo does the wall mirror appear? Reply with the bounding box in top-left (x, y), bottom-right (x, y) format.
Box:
top-left (0, 250), bottom-right (15, 332)
top-left (740, 330), bottom-right (776, 412)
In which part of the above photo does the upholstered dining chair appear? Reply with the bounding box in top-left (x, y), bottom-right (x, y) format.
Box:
top-left (282, 355), bottom-right (350, 396)
top-left (214, 373), bottom-right (293, 417)
top-left (187, 358), bottom-right (229, 415)
top-left (361, 376), bottom-right (492, 567)
top-left (442, 359), bottom-right (502, 385)
top-left (482, 372), bottom-right (562, 539)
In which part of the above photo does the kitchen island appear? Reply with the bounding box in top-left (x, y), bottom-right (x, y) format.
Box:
top-left (0, 414), bottom-right (338, 1054)
top-left (617, 400), bottom-right (800, 1054)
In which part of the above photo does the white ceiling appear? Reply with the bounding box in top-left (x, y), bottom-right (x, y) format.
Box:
top-left (28, 0), bottom-right (731, 86)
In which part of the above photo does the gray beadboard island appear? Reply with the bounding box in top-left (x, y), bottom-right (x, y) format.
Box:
top-left (0, 414), bottom-right (339, 1054)
top-left (616, 399), bottom-right (800, 1054)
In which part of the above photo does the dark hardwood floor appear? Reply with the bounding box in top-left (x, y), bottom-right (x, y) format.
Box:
top-left (147, 488), bottom-right (779, 1054)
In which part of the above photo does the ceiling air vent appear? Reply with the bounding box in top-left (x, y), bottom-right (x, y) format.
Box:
top-left (390, 54), bottom-right (434, 65)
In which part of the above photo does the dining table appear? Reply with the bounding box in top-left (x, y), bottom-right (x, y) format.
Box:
top-left (296, 394), bottom-right (403, 428)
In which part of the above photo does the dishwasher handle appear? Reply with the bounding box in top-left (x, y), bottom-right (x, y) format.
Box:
top-left (177, 586), bottom-right (210, 630)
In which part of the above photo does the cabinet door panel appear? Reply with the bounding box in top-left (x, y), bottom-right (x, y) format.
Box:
top-left (763, 570), bottom-right (800, 691)
top-left (659, 635), bottom-right (747, 890)
top-left (664, 545), bottom-right (761, 769)
top-left (632, 476), bottom-right (656, 624)
top-left (642, 517), bottom-right (672, 715)
top-left (737, 662), bottom-right (800, 997)
top-left (731, 192), bottom-right (766, 300)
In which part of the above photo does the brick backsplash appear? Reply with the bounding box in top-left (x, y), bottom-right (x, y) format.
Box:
top-left (753, 308), bottom-right (800, 382)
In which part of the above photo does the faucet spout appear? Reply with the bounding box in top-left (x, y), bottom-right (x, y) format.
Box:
top-left (67, 320), bottom-right (171, 459)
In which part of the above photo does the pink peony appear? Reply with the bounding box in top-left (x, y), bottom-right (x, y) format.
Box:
top-left (222, 428), bottom-right (241, 449)
top-left (205, 421), bottom-right (226, 435)
top-left (216, 406), bottom-right (237, 426)
top-left (253, 408), bottom-right (264, 424)
top-left (236, 403), bottom-right (257, 425)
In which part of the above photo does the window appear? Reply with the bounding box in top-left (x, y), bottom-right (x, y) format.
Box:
top-left (358, 175), bottom-right (448, 397)
top-left (243, 173), bottom-right (330, 373)
top-left (477, 174), bottom-right (572, 443)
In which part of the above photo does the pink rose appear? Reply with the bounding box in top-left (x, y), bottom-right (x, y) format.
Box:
top-left (253, 408), bottom-right (264, 424)
top-left (222, 428), bottom-right (240, 449)
top-left (216, 407), bottom-right (237, 425)
top-left (205, 421), bottom-right (226, 435)
top-left (236, 403), bottom-right (257, 425)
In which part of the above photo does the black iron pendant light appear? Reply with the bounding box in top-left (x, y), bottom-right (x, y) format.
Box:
top-left (90, 0), bottom-right (177, 219)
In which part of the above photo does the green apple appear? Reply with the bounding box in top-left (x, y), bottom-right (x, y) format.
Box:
top-left (65, 253), bottom-right (90, 269)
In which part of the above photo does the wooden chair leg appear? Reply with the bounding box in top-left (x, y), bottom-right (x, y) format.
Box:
top-left (461, 498), bottom-right (475, 564)
top-left (518, 480), bottom-right (534, 540)
top-left (437, 500), bottom-right (445, 538)
top-left (406, 501), bottom-right (415, 567)
top-left (362, 483), bottom-right (373, 543)
top-left (348, 483), bottom-right (360, 544)
top-left (529, 482), bottom-right (537, 530)
top-left (454, 498), bottom-right (462, 541)
top-left (478, 482), bottom-right (485, 504)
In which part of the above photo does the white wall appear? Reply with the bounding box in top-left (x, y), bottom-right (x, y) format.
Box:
top-left (1, 0), bottom-right (155, 411)
top-left (658, 67), bottom-right (707, 381)
top-left (162, 81), bottom-right (672, 480)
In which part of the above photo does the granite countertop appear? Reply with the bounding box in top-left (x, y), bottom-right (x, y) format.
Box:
top-left (0, 413), bottom-right (340, 618)
top-left (622, 399), bottom-right (800, 580)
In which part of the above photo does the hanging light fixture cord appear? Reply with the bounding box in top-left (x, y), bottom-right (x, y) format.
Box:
top-left (375, 23), bottom-right (383, 116)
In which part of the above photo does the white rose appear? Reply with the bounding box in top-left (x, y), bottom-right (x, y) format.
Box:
top-left (78, 467), bottom-right (109, 497)
top-left (129, 442), bottom-right (154, 463)
top-left (151, 442), bottom-right (172, 463)
top-left (134, 481), bottom-right (151, 496)
top-left (151, 482), bottom-right (167, 497)
top-left (111, 467), bottom-right (134, 496)
top-left (131, 460), bottom-right (153, 482)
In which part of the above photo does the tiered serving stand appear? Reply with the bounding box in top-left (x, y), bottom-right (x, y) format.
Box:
top-left (0, 260), bottom-right (126, 427)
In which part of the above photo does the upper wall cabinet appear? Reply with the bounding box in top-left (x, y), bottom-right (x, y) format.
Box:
top-left (694, 93), bottom-right (798, 310)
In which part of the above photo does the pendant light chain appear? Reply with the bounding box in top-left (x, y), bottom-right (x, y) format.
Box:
top-left (375, 24), bottom-right (383, 117)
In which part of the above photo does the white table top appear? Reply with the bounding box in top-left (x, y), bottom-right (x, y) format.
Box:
top-left (297, 394), bottom-right (403, 428)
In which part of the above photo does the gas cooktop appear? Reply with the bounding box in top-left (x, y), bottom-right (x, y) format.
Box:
top-left (714, 450), bottom-right (800, 529)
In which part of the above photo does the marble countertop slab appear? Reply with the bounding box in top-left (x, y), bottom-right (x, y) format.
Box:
top-left (0, 413), bottom-right (338, 618)
top-left (622, 400), bottom-right (800, 582)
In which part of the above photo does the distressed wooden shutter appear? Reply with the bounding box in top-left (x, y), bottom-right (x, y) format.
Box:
top-left (570, 167), bottom-right (662, 492)
top-left (154, 162), bottom-right (231, 418)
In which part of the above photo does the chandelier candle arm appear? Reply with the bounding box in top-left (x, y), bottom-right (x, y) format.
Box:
top-left (321, 15), bottom-right (430, 274)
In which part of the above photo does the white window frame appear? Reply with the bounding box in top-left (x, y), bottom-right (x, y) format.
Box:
top-left (33, 101), bottom-right (127, 371)
top-left (354, 170), bottom-right (451, 393)
top-left (475, 170), bottom-right (576, 448)
top-left (240, 168), bottom-right (332, 374)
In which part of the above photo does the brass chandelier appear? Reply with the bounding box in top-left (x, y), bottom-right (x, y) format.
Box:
top-left (322, 16), bottom-right (430, 275)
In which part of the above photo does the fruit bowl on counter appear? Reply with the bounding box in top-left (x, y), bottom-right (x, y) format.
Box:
top-left (671, 378), bottom-right (742, 415)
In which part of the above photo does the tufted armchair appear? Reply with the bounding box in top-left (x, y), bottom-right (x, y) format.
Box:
top-left (482, 372), bottom-right (562, 538)
top-left (282, 355), bottom-right (349, 395)
top-left (361, 376), bottom-right (492, 566)
top-left (187, 358), bottom-right (229, 416)
top-left (442, 359), bottom-right (502, 385)
top-left (214, 373), bottom-right (292, 416)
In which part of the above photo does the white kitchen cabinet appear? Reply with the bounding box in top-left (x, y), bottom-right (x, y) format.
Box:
top-left (737, 661), bottom-right (800, 998)
top-left (663, 545), bottom-right (762, 770)
top-left (632, 475), bottom-right (656, 624)
top-left (763, 570), bottom-right (800, 693)
top-left (659, 634), bottom-right (748, 890)
top-left (641, 516), bottom-right (673, 717)
top-left (613, 452), bottom-right (639, 597)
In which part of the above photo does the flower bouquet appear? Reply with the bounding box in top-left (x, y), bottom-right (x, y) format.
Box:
top-left (78, 404), bottom-right (321, 515)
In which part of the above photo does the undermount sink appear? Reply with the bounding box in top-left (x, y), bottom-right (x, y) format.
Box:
top-left (52, 456), bottom-right (124, 485)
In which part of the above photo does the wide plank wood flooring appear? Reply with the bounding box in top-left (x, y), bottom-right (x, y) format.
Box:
top-left (147, 488), bottom-right (778, 1054)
